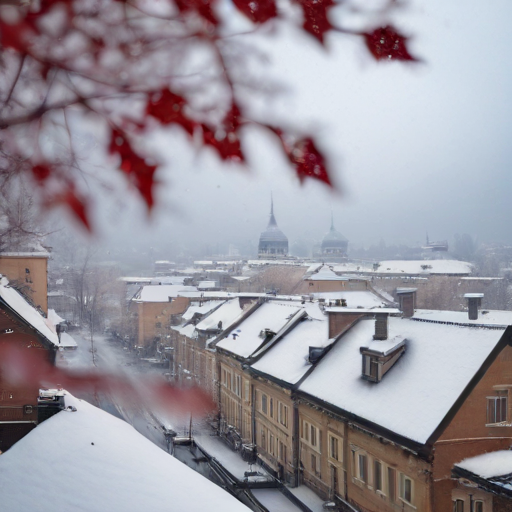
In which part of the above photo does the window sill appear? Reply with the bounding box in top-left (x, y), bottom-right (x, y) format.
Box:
top-left (485, 422), bottom-right (511, 427)
top-left (399, 498), bottom-right (416, 510)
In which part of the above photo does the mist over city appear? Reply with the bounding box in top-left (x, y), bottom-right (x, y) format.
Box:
top-left (1, 0), bottom-right (512, 510)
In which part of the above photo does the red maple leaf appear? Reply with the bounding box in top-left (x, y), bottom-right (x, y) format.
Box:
top-left (109, 129), bottom-right (158, 209)
top-left (202, 103), bottom-right (244, 162)
top-left (174, 0), bottom-right (218, 25)
top-left (295, 0), bottom-right (334, 44)
top-left (363, 25), bottom-right (417, 61)
top-left (31, 164), bottom-right (52, 184)
top-left (45, 186), bottom-right (91, 232)
top-left (146, 89), bottom-right (197, 136)
top-left (232, 0), bottom-right (277, 24)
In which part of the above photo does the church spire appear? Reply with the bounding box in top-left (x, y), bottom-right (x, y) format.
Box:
top-left (268, 194), bottom-right (277, 227)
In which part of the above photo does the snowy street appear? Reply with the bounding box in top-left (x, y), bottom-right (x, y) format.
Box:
top-left (56, 331), bottom-right (170, 450)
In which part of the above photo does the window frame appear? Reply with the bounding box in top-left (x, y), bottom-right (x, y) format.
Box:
top-left (399, 472), bottom-right (414, 506)
top-left (487, 394), bottom-right (508, 425)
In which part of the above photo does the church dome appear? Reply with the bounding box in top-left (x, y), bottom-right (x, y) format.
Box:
top-left (258, 199), bottom-right (288, 258)
top-left (321, 217), bottom-right (348, 255)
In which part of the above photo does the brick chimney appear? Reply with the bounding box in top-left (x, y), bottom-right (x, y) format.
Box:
top-left (464, 293), bottom-right (484, 320)
top-left (396, 288), bottom-right (417, 318)
top-left (373, 313), bottom-right (388, 340)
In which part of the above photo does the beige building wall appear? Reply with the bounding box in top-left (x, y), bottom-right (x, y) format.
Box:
top-left (0, 255), bottom-right (48, 314)
top-left (136, 297), bottom-right (190, 347)
top-left (252, 378), bottom-right (294, 482)
top-left (305, 279), bottom-right (368, 294)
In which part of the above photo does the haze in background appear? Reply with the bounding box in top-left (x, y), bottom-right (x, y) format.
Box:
top-left (51, 0), bottom-right (512, 260)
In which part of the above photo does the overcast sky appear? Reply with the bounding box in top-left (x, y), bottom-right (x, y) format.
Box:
top-left (64, 0), bottom-right (512, 257)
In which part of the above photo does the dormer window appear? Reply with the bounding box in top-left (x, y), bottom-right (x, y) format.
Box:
top-left (360, 337), bottom-right (406, 383)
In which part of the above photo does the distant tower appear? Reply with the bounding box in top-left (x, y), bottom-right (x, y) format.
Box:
top-left (258, 197), bottom-right (288, 259)
top-left (320, 213), bottom-right (348, 260)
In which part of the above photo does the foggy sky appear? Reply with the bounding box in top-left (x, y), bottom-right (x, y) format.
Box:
top-left (57, 0), bottom-right (512, 257)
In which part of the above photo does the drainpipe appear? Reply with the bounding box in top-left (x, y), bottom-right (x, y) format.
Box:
top-left (293, 399), bottom-right (300, 487)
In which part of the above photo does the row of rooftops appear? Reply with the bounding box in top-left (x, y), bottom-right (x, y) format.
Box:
top-left (172, 288), bottom-right (512, 450)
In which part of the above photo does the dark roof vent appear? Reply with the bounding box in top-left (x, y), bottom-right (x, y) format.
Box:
top-left (308, 346), bottom-right (325, 364)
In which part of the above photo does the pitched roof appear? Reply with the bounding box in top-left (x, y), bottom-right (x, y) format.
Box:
top-left (195, 298), bottom-right (243, 332)
top-left (0, 394), bottom-right (249, 512)
top-left (133, 284), bottom-right (197, 302)
top-left (217, 301), bottom-right (304, 359)
top-left (0, 277), bottom-right (58, 346)
top-left (298, 317), bottom-right (506, 445)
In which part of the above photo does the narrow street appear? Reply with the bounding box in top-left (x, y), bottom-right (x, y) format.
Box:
top-left (57, 331), bottom-right (171, 450)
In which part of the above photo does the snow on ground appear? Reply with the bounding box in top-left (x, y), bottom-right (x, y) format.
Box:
top-left (413, 309), bottom-right (512, 327)
top-left (299, 317), bottom-right (505, 444)
top-left (0, 394), bottom-right (250, 512)
top-left (456, 450), bottom-right (512, 478)
top-left (0, 276), bottom-right (59, 345)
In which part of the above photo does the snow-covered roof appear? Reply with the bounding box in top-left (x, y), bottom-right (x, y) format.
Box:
top-left (217, 301), bottom-right (305, 358)
top-left (172, 323), bottom-right (197, 338)
top-left (361, 335), bottom-right (406, 356)
top-left (456, 451), bottom-right (512, 479)
top-left (324, 307), bottom-right (400, 314)
top-left (182, 301), bottom-right (224, 322)
top-left (299, 317), bottom-right (505, 445)
top-left (119, 277), bottom-right (153, 284)
top-left (413, 309), bottom-right (512, 328)
top-left (308, 266), bottom-right (348, 281)
top-left (0, 277), bottom-right (59, 346)
top-left (197, 281), bottom-right (218, 289)
top-left (251, 314), bottom-right (330, 385)
top-left (0, 251), bottom-right (50, 258)
top-left (0, 394), bottom-right (249, 512)
top-left (48, 308), bottom-right (65, 325)
top-left (331, 260), bottom-right (473, 275)
top-left (196, 298), bottom-right (243, 332)
top-left (133, 284), bottom-right (197, 302)
top-left (59, 332), bottom-right (78, 348)
top-left (152, 276), bottom-right (189, 285)
top-left (312, 291), bottom-right (392, 308)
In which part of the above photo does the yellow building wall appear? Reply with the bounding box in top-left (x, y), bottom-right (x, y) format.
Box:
top-left (0, 255), bottom-right (48, 314)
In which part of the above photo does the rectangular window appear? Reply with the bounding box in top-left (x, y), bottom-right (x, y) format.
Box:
top-left (328, 434), bottom-right (341, 462)
top-left (222, 369), bottom-right (227, 387)
top-left (474, 501), bottom-right (483, 512)
top-left (453, 500), bottom-right (464, 512)
top-left (269, 433), bottom-right (275, 456)
top-left (311, 453), bottom-right (319, 475)
top-left (388, 467), bottom-right (396, 502)
top-left (235, 375), bottom-right (241, 397)
top-left (261, 393), bottom-right (268, 415)
top-left (400, 473), bottom-right (413, 504)
top-left (302, 420), bottom-right (310, 442)
top-left (279, 402), bottom-right (288, 427)
top-left (270, 398), bottom-right (274, 418)
top-left (310, 425), bottom-right (317, 447)
top-left (358, 454), bottom-right (368, 483)
top-left (244, 380), bottom-right (250, 402)
top-left (487, 396), bottom-right (507, 424)
top-left (374, 460), bottom-right (382, 492)
top-left (279, 441), bottom-right (287, 463)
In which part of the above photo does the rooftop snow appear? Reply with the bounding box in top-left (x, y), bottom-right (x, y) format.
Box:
top-left (312, 291), bottom-right (392, 308)
top-left (196, 298), bottom-right (243, 332)
top-left (0, 277), bottom-right (59, 346)
top-left (251, 315), bottom-right (330, 384)
top-left (182, 301), bottom-right (224, 321)
top-left (0, 394), bottom-right (249, 512)
top-left (456, 451), bottom-right (512, 479)
top-left (217, 301), bottom-right (304, 358)
top-left (332, 260), bottom-right (473, 275)
top-left (361, 335), bottom-right (406, 356)
top-left (48, 308), bottom-right (65, 325)
top-left (308, 266), bottom-right (348, 281)
top-left (299, 317), bottom-right (505, 444)
top-left (324, 308), bottom-right (400, 314)
top-left (59, 332), bottom-right (78, 348)
top-left (134, 284), bottom-right (197, 302)
top-left (413, 309), bottom-right (512, 328)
